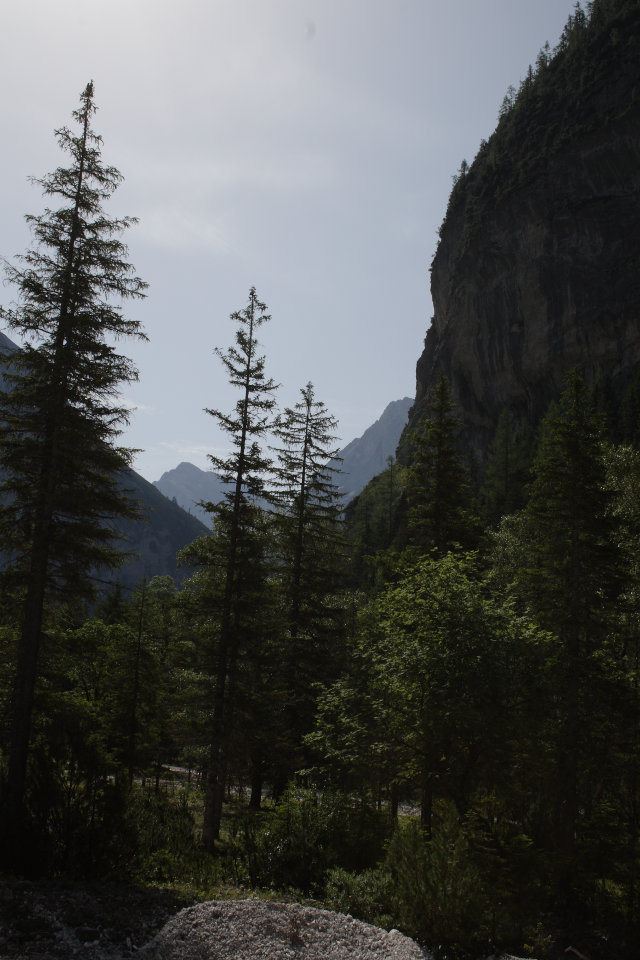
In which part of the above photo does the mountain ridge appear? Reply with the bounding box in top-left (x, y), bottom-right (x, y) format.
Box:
top-left (337, 397), bottom-right (412, 501)
top-left (153, 397), bottom-right (413, 515)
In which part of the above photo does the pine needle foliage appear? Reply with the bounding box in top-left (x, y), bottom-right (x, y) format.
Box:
top-left (0, 82), bottom-right (146, 827)
top-left (269, 383), bottom-right (347, 785)
top-left (200, 287), bottom-right (279, 851)
top-left (406, 377), bottom-right (480, 555)
top-left (271, 381), bottom-right (345, 633)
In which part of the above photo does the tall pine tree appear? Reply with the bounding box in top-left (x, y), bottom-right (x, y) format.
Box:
top-left (200, 287), bottom-right (278, 849)
top-left (270, 382), bottom-right (346, 789)
top-left (272, 382), bottom-right (344, 642)
top-left (518, 371), bottom-right (625, 882)
top-left (406, 377), bottom-right (479, 555)
top-left (0, 83), bottom-right (147, 829)
top-left (480, 408), bottom-right (531, 525)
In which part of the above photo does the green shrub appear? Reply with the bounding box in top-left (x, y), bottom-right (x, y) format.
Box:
top-left (127, 789), bottom-right (221, 886)
top-left (324, 865), bottom-right (395, 929)
top-left (230, 787), bottom-right (390, 895)
top-left (129, 790), bottom-right (195, 860)
top-left (384, 808), bottom-right (490, 955)
top-left (323, 798), bottom-right (559, 958)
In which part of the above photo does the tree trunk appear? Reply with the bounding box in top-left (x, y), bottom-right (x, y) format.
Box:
top-left (420, 777), bottom-right (433, 839)
top-left (6, 557), bottom-right (48, 820)
top-left (390, 781), bottom-right (399, 820)
top-left (249, 764), bottom-right (263, 810)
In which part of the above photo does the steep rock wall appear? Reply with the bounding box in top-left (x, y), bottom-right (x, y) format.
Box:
top-left (411, 2), bottom-right (640, 461)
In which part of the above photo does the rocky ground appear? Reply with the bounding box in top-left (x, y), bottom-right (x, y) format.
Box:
top-left (138, 899), bottom-right (432, 959)
top-left (0, 882), bottom-right (433, 960)
top-left (0, 879), bottom-right (192, 959)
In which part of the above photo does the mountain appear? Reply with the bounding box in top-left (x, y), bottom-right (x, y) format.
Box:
top-left (337, 398), bottom-right (412, 501)
top-left (0, 331), bottom-right (207, 593)
top-left (0, 331), bottom-right (17, 387)
top-left (153, 461), bottom-right (224, 526)
top-left (112, 470), bottom-right (208, 591)
top-left (153, 398), bottom-right (413, 513)
top-left (405, 0), bottom-right (640, 463)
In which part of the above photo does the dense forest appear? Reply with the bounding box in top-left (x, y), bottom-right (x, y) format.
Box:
top-left (2, 3), bottom-right (640, 959)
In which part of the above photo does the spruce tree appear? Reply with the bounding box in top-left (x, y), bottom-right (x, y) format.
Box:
top-left (200, 286), bottom-right (278, 849)
top-left (480, 408), bottom-right (531, 525)
top-left (406, 376), bottom-right (479, 555)
top-left (270, 382), bottom-right (346, 788)
top-left (0, 82), bottom-right (146, 827)
top-left (519, 371), bottom-right (625, 878)
top-left (272, 382), bottom-right (344, 639)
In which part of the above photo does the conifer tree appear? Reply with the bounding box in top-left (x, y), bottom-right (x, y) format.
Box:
top-left (200, 287), bottom-right (278, 849)
top-left (518, 371), bottom-right (625, 875)
top-left (480, 408), bottom-right (531, 525)
top-left (0, 83), bottom-right (146, 827)
top-left (522, 372), bottom-right (622, 651)
top-left (272, 382), bottom-right (344, 639)
top-left (270, 383), bottom-right (346, 788)
top-left (406, 377), bottom-right (479, 555)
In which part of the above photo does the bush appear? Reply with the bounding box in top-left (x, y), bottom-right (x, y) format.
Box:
top-left (322, 802), bottom-right (498, 959)
top-left (384, 808), bottom-right (490, 955)
top-left (229, 787), bottom-right (391, 895)
top-left (127, 789), bottom-right (223, 887)
top-left (324, 866), bottom-right (395, 929)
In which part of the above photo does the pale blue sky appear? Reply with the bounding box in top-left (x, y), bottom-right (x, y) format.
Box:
top-left (1, 0), bottom-right (579, 481)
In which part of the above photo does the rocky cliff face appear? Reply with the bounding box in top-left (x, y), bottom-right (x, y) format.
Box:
top-left (411, 0), bottom-right (640, 461)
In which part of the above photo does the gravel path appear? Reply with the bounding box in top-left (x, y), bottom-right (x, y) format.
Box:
top-left (138, 899), bottom-right (433, 960)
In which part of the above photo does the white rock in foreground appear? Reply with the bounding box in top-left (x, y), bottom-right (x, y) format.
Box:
top-left (138, 899), bottom-right (432, 960)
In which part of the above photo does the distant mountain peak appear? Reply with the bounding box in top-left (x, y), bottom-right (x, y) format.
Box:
top-left (338, 397), bottom-right (412, 502)
top-left (154, 462), bottom-right (224, 526)
top-left (0, 331), bottom-right (18, 353)
top-left (153, 398), bottom-right (413, 514)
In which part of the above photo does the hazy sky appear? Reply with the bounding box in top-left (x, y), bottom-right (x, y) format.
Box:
top-left (1, 0), bottom-right (578, 482)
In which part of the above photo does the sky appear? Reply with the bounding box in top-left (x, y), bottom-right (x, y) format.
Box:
top-left (0, 0), bottom-right (579, 482)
